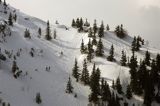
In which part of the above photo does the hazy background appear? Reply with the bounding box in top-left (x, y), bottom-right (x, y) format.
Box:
top-left (7, 0), bottom-right (160, 48)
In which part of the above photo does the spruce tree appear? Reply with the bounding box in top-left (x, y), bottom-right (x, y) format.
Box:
top-left (12, 60), bottom-right (17, 73)
top-left (80, 39), bottom-right (85, 53)
top-left (95, 38), bottom-right (104, 56)
top-left (126, 84), bottom-right (132, 99)
top-left (78, 18), bottom-right (83, 32)
top-left (71, 19), bottom-right (76, 27)
top-left (92, 37), bottom-right (97, 45)
top-left (88, 27), bottom-right (93, 37)
top-left (8, 12), bottom-right (13, 26)
top-left (106, 24), bottom-right (110, 31)
top-left (45, 20), bottom-right (52, 40)
top-left (98, 21), bottom-right (104, 38)
top-left (120, 50), bottom-right (127, 66)
top-left (76, 18), bottom-right (80, 28)
top-left (89, 64), bottom-right (100, 104)
top-left (131, 36), bottom-right (137, 52)
top-left (36, 92), bottom-right (42, 104)
top-left (112, 80), bottom-right (115, 89)
top-left (101, 79), bottom-right (111, 103)
top-left (66, 76), bottom-right (73, 93)
top-left (93, 20), bottom-right (97, 36)
top-left (3, 0), bottom-right (6, 6)
top-left (81, 59), bottom-right (90, 85)
top-left (72, 58), bottom-right (80, 82)
top-left (107, 44), bottom-right (115, 61)
top-left (145, 50), bottom-right (151, 66)
top-left (136, 36), bottom-right (141, 51)
top-left (53, 29), bottom-right (57, 39)
top-left (24, 29), bottom-right (31, 39)
top-left (129, 51), bottom-right (139, 94)
top-left (84, 19), bottom-right (90, 27)
top-left (38, 27), bottom-right (41, 36)
top-left (115, 77), bottom-right (123, 94)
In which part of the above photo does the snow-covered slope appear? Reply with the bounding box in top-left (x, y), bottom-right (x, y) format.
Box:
top-left (0, 3), bottom-right (159, 106)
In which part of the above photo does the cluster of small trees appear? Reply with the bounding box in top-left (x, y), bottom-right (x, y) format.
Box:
top-left (72, 18), bottom-right (90, 32)
top-left (11, 60), bottom-right (22, 78)
top-left (128, 51), bottom-right (160, 105)
top-left (114, 24), bottom-right (126, 38)
top-left (131, 36), bottom-right (144, 52)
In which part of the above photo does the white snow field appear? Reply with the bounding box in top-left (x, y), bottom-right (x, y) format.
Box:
top-left (0, 3), bottom-right (159, 106)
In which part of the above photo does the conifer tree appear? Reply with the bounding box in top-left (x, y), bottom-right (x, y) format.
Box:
top-left (66, 76), bottom-right (74, 93)
top-left (53, 29), bottom-right (57, 39)
top-left (76, 18), bottom-right (80, 28)
top-left (131, 36), bottom-right (137, 52)
top-left (24, 29), bottom-right (31, 39)
top-left (115, 77), bottom-right (123, 94)
top-left (145, 50), bottom-right (151, 66)
top-left (120, 50), bottom-right (127, 66)
top-left (80, 39), bottom-right (85, 53)
top-left (136, 36), bottom-right (141, 51)
top-left (92, 37), bottom-right (97, 45)
top-left (84, 19), bottom-right (90, 27)
top-left (98, 21), bottom-right (104, 38)
top-left (112, 80), bottom-right (115, 89)
top-left (101, 79), bottom-right (111, 103)
top-left (95, 38), bottom-right (104, 56)
top-left (88, 27), bottom-right (93, 37)
top-left (36, 92), bottom-right (42, 104)
top-left (12, 60), bottom-right (17, 73)
top-left (81, 59), bottom-right (90, 85)
top-left (72, 58), bottom-right (80, 82)
top-left (89, 64), bottom-right (100, 104)
top-left (71, 19), bottom-right (76, 27)
top-left (93, 20), bottom-right (97, 36)
top-left (106, 24), bottom-right (110, 31)
top-left (45, 20), bottom-right (52, 40)
top-left (129, 51), bottom-right (139, 94)
top-left (38, 27), bottom-right (41, 36)
top-left (78, 18), bottom-right (83, 32)
top-left (3, 0), bottom-right (6, 6)
top-left (107, 44), bottom-right (115, 61)
top-left (126, 84), bottom-right (132, 99)
top-left (8, 12), bottom-right (13, 26)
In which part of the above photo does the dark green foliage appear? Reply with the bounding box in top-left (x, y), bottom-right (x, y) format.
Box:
top-left (136, 36), bottom-right (141, 51)
top-left (66, 76), bottom-right (74, 93)
top-left (36, 92), bottom-right (42, 104)
top-left (71, 19), bottom-right (76, 27)
top-left (106, 24), bottom-right (110, 31)
top-left (8, 13), bottom-right (13, 26)
top-left (45, 20), bottom-right (52, 40)
top-left (115, 77), bottom-right (123, 94)
top-left (13, 14), bottom-right (17, 22)
top-left (81, 59), bottom-right (90, 85)
top-left (126, 84), bottom-right (132, 99)
top-left (93, 20), bottom-right (97, 36)
top-left (114, 24), bottom-right (126, 38)
top-left (107, 44), bottom-right (115, 61)
top-left (3, 0), bottom-right (7, 6)
top-left (95, 38), bottom-right (104, 56)
top-left (92, 37), bottom-right (97, 45)
top-left (98, 21), bottom-right (104, 38)
top-left (72, 58), bottom-right (80, 82)
top-left (145, 51), bottom-right (151, 66)
top-left (76, 18), bottom-right (80, 28)
top-left (120, 50), bottom-right (127, 66)
top-left (24, 29), bottom-right (31, 39)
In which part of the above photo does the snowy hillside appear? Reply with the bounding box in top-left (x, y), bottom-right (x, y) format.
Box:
top-left (0, 2), bottom-right (160, 106)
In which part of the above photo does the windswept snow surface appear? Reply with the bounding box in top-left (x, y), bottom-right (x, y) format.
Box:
top-left (0, 3), bottom-right (160, 106)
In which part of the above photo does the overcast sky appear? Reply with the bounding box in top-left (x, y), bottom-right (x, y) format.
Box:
top-left (7, 0), bottom-right (160, 48)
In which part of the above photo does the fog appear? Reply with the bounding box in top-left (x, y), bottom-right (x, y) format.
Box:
top-left (7, 0), bottom-right (160, 48)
